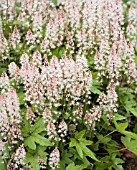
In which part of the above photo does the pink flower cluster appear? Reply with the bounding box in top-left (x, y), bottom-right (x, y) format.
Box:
top-left (0, 0), bottom-right (137, 169)
top-left (49, 148), bottom-right (60, 170)
top-left (9, 26), bottom-right (21, 50)
top-left (9, 52), bottom-right (92, 114)
top-left (0, 88), bottom-right (23, 146)
top-left (0, 0), bottom-right (136, 90)
top-left (0, 33), bottom-right (9, 60)
top-left (7, 144), bottom-right (26, 170)
top-left (0, 0), bottom-right (124, 57)
top-left (126, 5), bottom-right (137, 50)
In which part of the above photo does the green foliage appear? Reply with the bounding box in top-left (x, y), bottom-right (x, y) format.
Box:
top-left (0, 0), bottom-right (137, 169)
top-left (118, 88), bottom-right (137, 117)
top-left (114, 120), bottom-right (137, 140)
top-left (114, 114), bottom-right (126, 121)
top-left (0, 157), bottom-right (6, 170)
top-left (90, 80), bottom-right (102, 95)
top-left (25, 152), bottom-right (40, 170)
top-left (57, 150), bottom-right (73, 169)
top-left (22, 118), bottom-right (45, 137)
top-left (51, 0), bottom-right (57, 5)
top-left (66, 162), bottom-right (88, 170)
top-left (121, 136), bottom-right (137, 156)
top-left (25, 144), bottom-right (48, 170)
top-left (95, 154), bottom-right (124, 170)
top-left (0, 68), bottom-right (7, 76)
top-left (18, 92), bottom-right (25, 105)
top-left (70, 130), bottom-right (99, 162)
top-left (23, 118), bottom-right (52, 150)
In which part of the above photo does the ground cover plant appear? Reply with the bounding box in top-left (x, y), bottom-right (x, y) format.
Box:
top-left (0, 0), bottom-right (137, 169)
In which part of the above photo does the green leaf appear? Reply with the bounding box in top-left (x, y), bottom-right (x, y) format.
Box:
top-left (112, 154), bottom-right (124, 170)
top-left (60, 150), bottom-right (73, 166)
top-left (52, 0), bottom-right (57, 5)
top-left (97, 134), bottom-right (111, 144)
top-left (121, 136), bottom-right (137, 156)
top-left (113, 120), bottom-right (128, 131)
top-left (24, 136), bottom-right (36, 150)
top-left (95, 154), bottom-right (124, 170)
top-left (121, 131), bottom-right (137, 140)
top-left (25, 153), bottom-right (40, 170)
top-left (66, 162), bottom-right (86, 170)
top-left (30, 118), bottom-right (45, 133)
top-left (102, 115), bottom-right (110, 125)
top-left (24, 133), bottom-right (52, 150)
top-left (80, 144), bottom-right (99, 162)
top-left (22, 119), bottom-right (31, 137)
top-left (12, 20), bottom-right (22, 25)
top-left (36, 145), bottom-right (48, 161)
top-left (114, 114), bottom-right (126, 121)
top-left (130, 107), bottom-right (137, 117)
top-left (0, 157), bottom-right (6, 170)
top-left (59, 47), bottom-right (65, 58)
top-left (90, 80), bottom-right (102, 94)
top-left (57, 162), bottom-right (65, 170)
top-left (80, 138), bottom-right (93, 145)
top-left (70, 138), bottom-right (76, 147)
top-left (70, 133), bottom-right (97, 163)
top-left (57, 150), bottom-right (73, 169)
top-left (75, 130), bottom-right (85, 139)
top-left (95, 156), bottom-right (112, 170)
top-left (81, 155), bottom-right (91, 167)
top-left (118, 87), bottom-right (137, 117)
top-left (76, 144), bottom-right (83, 159)
top-left (114, 120), bottom-right (137, 139)
top-left (91, 86), bottom-right (102, 95)
top-left (66, 163), bottom-right (78, 170)
top-left (32, 133), bottom-right (52, 147)
top-left (18, 92), bottom-right (25, 105)
top-left (92, 143), bottom-right (99, 151)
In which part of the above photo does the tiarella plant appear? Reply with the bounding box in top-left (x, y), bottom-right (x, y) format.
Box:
top-left (0, 0), bottom-right (137, 170)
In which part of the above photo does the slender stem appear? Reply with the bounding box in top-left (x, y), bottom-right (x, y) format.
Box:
top-left (6, 0), bottom-right (9, 20)
top-left (95, 130), bottom-right (117, 145)
top-left (112, 147), bottom-right (127, 153)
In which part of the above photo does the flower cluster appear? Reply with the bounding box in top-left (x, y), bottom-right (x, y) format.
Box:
top-left (38, 156), bottom-right (46, 170)
top-left (0, 88), bottom-right (23, 146)
top-left (0, 72), bottom-right (10, 92)
top-left (25, 29), bottom-right (36, 50)
top-left (105, 83), bottom-right (118, 114)
top-left (0, 0), bottom-right (136, 88)
top-left (8, 51), bottom-right (93, 137)
top-left (0, 0), bottom-right (137, 169)
top-left (9, 26), bottom-right (21, 49)
top-left (7, 144), bottom-right (26, 170)
top-left (26, 107), bottom-right (36, 124)
top-left (84, 105), bottom-right (103, 130)
top-left (9, 52), bottom-right (92, 114)
top-left (47, 121), bottom-right (59, 143)
top-left (127, 5), bottom-right (137, 50)
top-left (0, 141), bottom-right (7, 163)
top-left (0, 33), bottom-right (9, 60)
top-left (49, 148), bottom-right (60, 170)
top-left (0, 0), bottom-right (124, 57)
top-left (58, 120), bottom-right (68, 140)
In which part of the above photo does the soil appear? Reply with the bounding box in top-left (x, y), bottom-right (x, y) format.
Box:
top-left (124, 158), bottom-right (137, 170)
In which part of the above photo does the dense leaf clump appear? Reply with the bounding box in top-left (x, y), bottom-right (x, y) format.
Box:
top-left (0, 0), bottom-right (137, 169)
